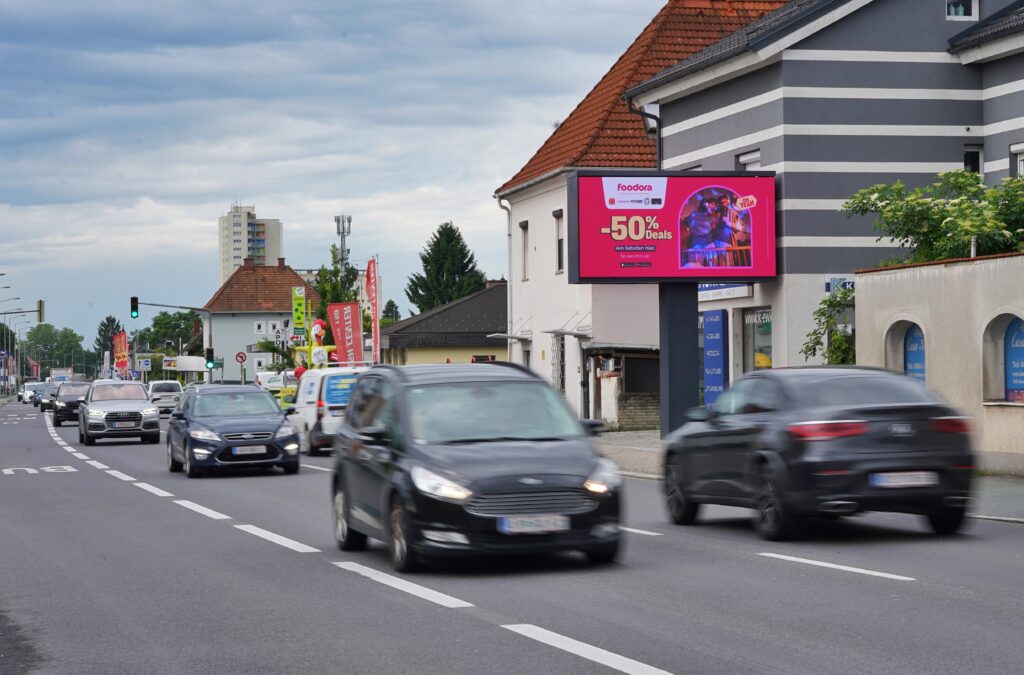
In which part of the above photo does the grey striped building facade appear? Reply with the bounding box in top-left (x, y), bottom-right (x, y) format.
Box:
top-left (628, 0), bottom-right (1024, 381)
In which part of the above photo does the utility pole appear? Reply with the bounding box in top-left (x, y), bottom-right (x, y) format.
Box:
top-left (335, 214), bottom-right (352, 271)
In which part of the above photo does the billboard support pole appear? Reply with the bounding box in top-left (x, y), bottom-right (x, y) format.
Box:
top-left (659, 283), bottom-right (699, 438)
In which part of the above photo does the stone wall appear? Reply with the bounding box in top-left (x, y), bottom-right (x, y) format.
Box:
top-left (616, 392), bottom-right (659, 431)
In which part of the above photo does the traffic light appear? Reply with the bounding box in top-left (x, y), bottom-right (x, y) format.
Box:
top-left (37, 299), bottom-right (44, 323)
top-left (130, 296), bottom-right (139, 319)
top-left (205, 348), bottom-right (215, 370)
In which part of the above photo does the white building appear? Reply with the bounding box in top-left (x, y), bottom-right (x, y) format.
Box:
top-left (218, 204), bottom-right (284, 284)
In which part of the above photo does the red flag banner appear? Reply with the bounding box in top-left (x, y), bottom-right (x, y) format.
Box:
top-left (367, 257), bottom-right (380, 364)
top-left (327, 302), bottom-right (364, 366)
top-left (113, 332), bottom-right (129, 370)
top-left (27, 357), bottom-right (40, 379)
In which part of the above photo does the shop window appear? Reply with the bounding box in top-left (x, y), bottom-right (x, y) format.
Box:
top-left (946, 1), bottom-right (978, 20)
top-left (742, 308), bottom-right (772, 372)
top-left (982, 313), bottom-right (1023, 400)
top-left (1004, 318), bottom-right (1024, 402)
top-left (903, 325), bottom-right (926, 382)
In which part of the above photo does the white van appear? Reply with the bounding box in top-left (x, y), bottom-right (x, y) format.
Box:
top-left (290, 365), bottom-right (366, 455)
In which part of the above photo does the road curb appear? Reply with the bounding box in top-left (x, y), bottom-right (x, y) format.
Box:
top-left (970, 514), bottom-right (1024, 525)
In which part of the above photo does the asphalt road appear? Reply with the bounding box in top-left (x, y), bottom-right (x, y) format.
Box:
top-left (2, 403), bottom-right (1023, 674)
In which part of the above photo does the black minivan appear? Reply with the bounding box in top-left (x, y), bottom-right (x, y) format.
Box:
top-left (331, 363), bottom-right (622, 572)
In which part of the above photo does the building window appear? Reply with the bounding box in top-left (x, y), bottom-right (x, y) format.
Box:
top-left (742, 308), bottom-right (772, 372)
top-left (519, 220), bottom-right (529, 281)
top-left (964, 145), bottom-right (983, 175)
top-left (1012, 142), bottom-right (1024, 178)
top-left (522, 347), bottom-right (531, 369)
top-left (903, 325), bottom-right (926, 382)
top-left (946, 1), bottom-right (978, 20)
top-left (738, 150), bottom-right (761, 171)
top-left (554, 209), bottom-right (565, 274)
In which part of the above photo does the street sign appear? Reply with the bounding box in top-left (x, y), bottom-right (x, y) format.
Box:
top-left (137, 358), bottom-right (152, 371)
top-left (213, 358), bottom-right (224, 368)
top-left (130, 370), bottom-right (139, 379)
top-left (235, 351), bottom-right (247, 364)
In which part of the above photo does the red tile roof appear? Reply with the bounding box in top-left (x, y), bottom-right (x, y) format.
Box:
top-left (204, 258), bottom-right (321, 313)
top-left (495, 0), bottom-right (787, 195)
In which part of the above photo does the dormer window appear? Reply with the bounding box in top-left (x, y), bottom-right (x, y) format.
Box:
top-left (946, 0), bottom-right (978, 21)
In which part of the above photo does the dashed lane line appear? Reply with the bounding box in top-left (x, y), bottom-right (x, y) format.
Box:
top-left (71, 453), bottom-right (90, 460)
top-left (620, 527), bottom-right (662, 536)
top-left (301, 464), bottom-right (332, 472)
top-left (333, 562), bottom-right (473, 608)
top-left (502, 624), bottom-right (672, 675)
top-left (134, 483), bottom-right (175, 498)
top-left (173, 500), bottom-right (232, 520)
top-left (758, 552), bottom-right (916, 581)
top-left (85, 460), bottom-right (109, 470)
top-left (234, 525), bottom-right (320, 553)
top-left (106, 470), bottom-right (136, 482)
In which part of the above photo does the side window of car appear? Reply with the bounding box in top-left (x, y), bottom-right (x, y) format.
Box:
top-left (741, 378), bottom-right (782, 415)
top-left (714, 379), bottom-right (756, 416)
top-left (346, 376), bottom-right (379, 429)
top-left (367, 380), bottom-right (403, 446)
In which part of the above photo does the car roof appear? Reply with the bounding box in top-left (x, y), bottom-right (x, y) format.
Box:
top-left (92, 379), bottom-right (146, 386)
top-left (148, 380), bottom-right (181, 385)
top-left (753, 366), bottom-right (903, 383)
top-left (193, 384), bottom-right (268, 395)
top-left (375, 363), bottom-right (541, 386)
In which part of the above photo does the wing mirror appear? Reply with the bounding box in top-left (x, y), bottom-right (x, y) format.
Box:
top-left (358, 426), bottom-right (388, 444)
top-left (170, 411), bottom-right (186, 421)
top-left (285, 406), bottom-right (297, 415)
top-left (582, 419), bottom-right (605, 436)
top-left (686, 406), bottom-right (718, 423)
top-left (77, 396), bottom-right (86, 403)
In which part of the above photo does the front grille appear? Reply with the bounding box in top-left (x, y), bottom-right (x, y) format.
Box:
top-left (215, 446), bottom-right (281, 462)
top-left (465, 489), bottom-right (595, 517)
top-left (223, 432), bottom-right (273, 441)
top-left (105, 412), bottom-right (142, 429)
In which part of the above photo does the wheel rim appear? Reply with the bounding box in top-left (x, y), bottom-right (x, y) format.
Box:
top-left (666, 464), bottom-right (685, 518)
top-left (167, 443), bottom-right (173, 469)
top-left (391, 508), bottom-right (406, 564)
top-left (757, 476), bottom-right (779, 532)
top-left (185, 449), bottom-right (191, 474)
top-left (334, 491), bottom-right (348, 542)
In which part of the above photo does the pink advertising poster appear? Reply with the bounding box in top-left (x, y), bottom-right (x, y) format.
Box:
top-left (571, 173), bottom-right (776, 282)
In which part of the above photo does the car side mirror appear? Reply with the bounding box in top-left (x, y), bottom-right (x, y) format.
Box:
top-left (686, 406), bottom-right (717, 423)
top-left (358, 426), bottom-right (388, 444)
top-left (582, 419), bottom-right (604, 436)
top-left (77, 396), bottom-right (86, 403)
top-left (285, 406), bottom-right (296, 415)
top-left (170, 411), bottom-right (186, 421)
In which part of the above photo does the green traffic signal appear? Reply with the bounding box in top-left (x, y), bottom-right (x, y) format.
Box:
top-left (205, 348), bottom-right (215, 369)
top-left (130, 296), bottom-right (139, 319)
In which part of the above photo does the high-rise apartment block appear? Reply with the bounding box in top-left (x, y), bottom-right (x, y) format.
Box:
top-left (218, 204), bottom-right (283, 284)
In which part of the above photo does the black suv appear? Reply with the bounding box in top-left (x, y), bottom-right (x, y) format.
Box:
top-left (52, 381), bottom-right (91, 426)
top-left (331, 363), bottom-right (622, 572)
top-left (663, 367), bottom-right (973, 540)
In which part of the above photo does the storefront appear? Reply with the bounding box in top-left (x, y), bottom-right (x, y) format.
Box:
top-left (742, 307), bottom-right (773, 373)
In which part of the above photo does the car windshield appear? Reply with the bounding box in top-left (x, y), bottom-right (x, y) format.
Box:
top-left (58, 383), bottom-right (90, 396)
top-left (194, 392), bottom-right (280, 417)
top-left (794, 375), bottom-right (937, 407)
top-left (324, 374), bottom-right (359, 406)
top-left (407, 380), bottom-right (584, 444)
top-left (151, 382), bottom-right (181, 393)
top-left (42, 385), bottom-right (58, 395)
top-left (91, 383), bottom-right (149, 401)
top-left (25, 383), bottom-right (42, 391)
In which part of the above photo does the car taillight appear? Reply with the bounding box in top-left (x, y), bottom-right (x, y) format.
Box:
top-left (931, 417), bottom-right (971, 434)
top-left (788, 421), bottom-right (869, 441)
top-left (316, 399), bottom-right (325, 420)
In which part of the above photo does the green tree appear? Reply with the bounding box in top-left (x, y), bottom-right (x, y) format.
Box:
top-left (842, 171), bottom-right (1024, 263)
top-left (381, 299), bottom-right (401, 329)
top-left (313, 244), bottom-right (361, 346)
top-left (800, 286), bottom-right (856, 365)
top-left (133, 311), bottom-right (199, 353)
top-left (24, 323), bottom-right (85, 377)
top-left (405, 222), bottom-right (486, 313)
top-left (94, 315), bottom-right (124, 356)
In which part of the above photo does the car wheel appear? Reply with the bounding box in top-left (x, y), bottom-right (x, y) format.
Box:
top-left (584, 540), bottom-right (621, 565)
top-left (78, 427), bottom-right (84, 443)
top-left (925, 506), bottom-right (968, 535)
top-left (184, 447), bottom-right (200, 478)
top-left (167, 441), bottom-right (183, 473)
top-left (84, 432), bottom-right (95, 446)
top-left (283, 462), bottom-right (299, 475)
top-left (664, 454), bottom-right (700, 525)
top-left (388, 499), bottom-right (421, 573)
top-left (144, 432), bottom-right (160, 444)
top-left (333, 486), bottom-right (367, 551)
top-left (754, 466), bottom-right (799, 541)
top-left (303, 430), bottom-right (318, 457)
top-left (53, 418), bottom-right (61, 427)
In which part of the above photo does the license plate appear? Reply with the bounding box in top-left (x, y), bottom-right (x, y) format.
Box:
top-left (112, 421), bottom-right (137, 428)
top-left (497, 515), bottom-right (570, 534)
top-left (870, 471), bottom-right (938, 488)
top-left (232, 446), bottom-right (266, 455)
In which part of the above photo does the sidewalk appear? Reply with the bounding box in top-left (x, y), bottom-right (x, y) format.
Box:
top-left (596, 430), bottom-right (1024, 523)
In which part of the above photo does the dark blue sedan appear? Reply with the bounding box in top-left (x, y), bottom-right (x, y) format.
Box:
top-left (167, 384), bottom-right (300, 478)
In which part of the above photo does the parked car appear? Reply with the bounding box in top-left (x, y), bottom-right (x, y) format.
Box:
top-left (37, 383), bottom-right (59, 411)
top-left (662, 367), bottom-right (974, 541)
top-left (330, 363), bottom-right (621, 573)
top-left (147, 380), bottom-right (183, 414)
top-left (52, 381), bottom-right (91, 426)
top-left (166, 384), bottom-right (300, 477)
top-left (291, 365), bottom-right (366, 456)
top-left (78, 380), bottom-right (161, 445)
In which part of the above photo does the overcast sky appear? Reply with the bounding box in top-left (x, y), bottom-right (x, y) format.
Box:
top-left (0, 0), bottom-right (665, 346)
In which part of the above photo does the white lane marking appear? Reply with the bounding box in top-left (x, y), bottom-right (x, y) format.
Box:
top-left (72, 452), bottom-right (90, 460)
top-left (333, 562), bottom-right (473, 608)
top-left (971, 514), bottom-right (1024, 524)
top-left (86, 460), bottom-right (109, 470)
top-left (106, 470), bottom-right (136, 482)
top-left (173, 500), bottom-right (232, 521)
top-left (502, 624), bottom-right (671, 675)
top-left (301, 463), bottom-right (331, 472)
top-left (619, 526), bottom-right (662, 536)
top-left (134, 482), bottom-right (175, 498)
top-left (758, 552), bottom-right (916, 581)
top-left (234, 524), bottom-right (320, 553)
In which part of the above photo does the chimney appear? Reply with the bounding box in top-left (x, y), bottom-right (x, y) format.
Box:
top-left (242, 257), bottom-right (255, 269)
top-left (278, 257), bottom-right (286, 267)
top-left (485, 279), bottom-right (508, 289)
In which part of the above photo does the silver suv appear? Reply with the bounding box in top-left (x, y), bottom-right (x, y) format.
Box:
top-left (78, 380), bottom-right (160, 445)
top-left (148, 380), bottom-right (183, 414)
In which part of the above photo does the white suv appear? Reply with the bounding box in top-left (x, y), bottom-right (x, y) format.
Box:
top-left (290, 366), bottom-right (365, 456)
top-left (148, 380), bottom-right (183, 414)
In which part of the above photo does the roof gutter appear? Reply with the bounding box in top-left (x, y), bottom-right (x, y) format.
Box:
top-left (495, 195), bottom-right (514, 361)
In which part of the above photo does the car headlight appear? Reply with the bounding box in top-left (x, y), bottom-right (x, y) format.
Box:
top-left (190, 428), bottom-right (221, 441)
top-left (410, 466), bottom-right (472, 502)
top-left (275, 423), bottom-right (297, 438)
top-left (55, 401), bottom-right (66, 408)
top-left (142, 407), bottom-right (158, 416)
top-left (88, 409), bottom-right (105, 417)
top-left (584, 458), bottom-right (622, 495)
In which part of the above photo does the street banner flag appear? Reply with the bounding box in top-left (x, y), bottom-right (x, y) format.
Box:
top-left (113, 332), bottom-right (129, 371)
top-left (367, 257), bottom-right (380, 364)
top-left (327, 302), bottom-right (364, 366)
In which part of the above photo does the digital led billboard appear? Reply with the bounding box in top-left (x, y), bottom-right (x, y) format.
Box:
top-left (568, 171), bottom-right (777, 283)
